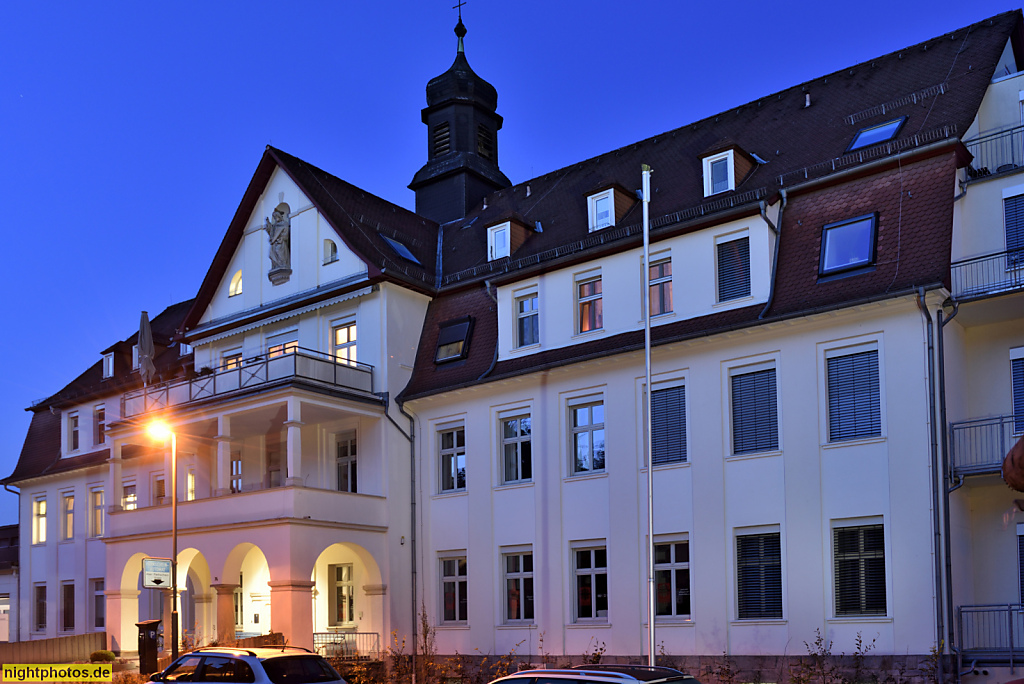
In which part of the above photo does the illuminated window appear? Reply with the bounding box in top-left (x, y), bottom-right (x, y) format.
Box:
top-left (33, 497), bottom-right (47, 544)
top-left (268, 339), bottom-right (297, 358)
top-left (576, 275), bottom-right (603, 333)
top-left (61, 493), bottom-right (74, 541)
top-left (229, 270), bottom-right (243, 297)
top-left (122, 483), bottom-right (137, 511)
top-left (186, 468), bottom-right (196, 502)
top-left (329, 564), bottom-right (355, 626)
top-left (222, 352), bottom-right (243, 370)
top-left (333, 322), bottom-right (357, 365)
top-left (89, 488), bottom-right (104, 537)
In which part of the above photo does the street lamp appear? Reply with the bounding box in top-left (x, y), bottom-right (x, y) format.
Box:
top-left (147, 421), bottom-right (178, 660)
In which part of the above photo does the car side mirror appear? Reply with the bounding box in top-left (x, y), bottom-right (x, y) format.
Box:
top-left (149, 674), bottom-right (163, 682)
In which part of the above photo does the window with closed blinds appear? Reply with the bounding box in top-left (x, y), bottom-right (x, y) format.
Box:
top-left (732, 368), bottom-right (778, 454)
top-left (718, 237), bottom-right (750, 302)
top-left (827, 350), bottom-right (881, 442)
top-left (652, 386), bottom-right (686, 465)
top-left (834, 524), bottom-right (886, 616)
top-left (1013, 358), bottom-right (1024, 434)
top-left (736, 532), bottom-right (782, 619)
top-left (1005, 195), bottom-right (1024, 267)
top-left (1018, 533), bottom-right (1024, 602)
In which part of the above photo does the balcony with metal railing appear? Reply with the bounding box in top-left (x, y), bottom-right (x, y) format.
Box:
top-left (965, 124), bottom-right (1024, 181)
top-left (121, 346), bottom-right (375, 418)
top-left (950, 414), bottom-right (1021, 477)
top-left (314, 632), bottom-right (382, 661)
top-left (959, 604), bottom-right (1024, 668)
top-left (951, 249), bottom-right (1024, 300)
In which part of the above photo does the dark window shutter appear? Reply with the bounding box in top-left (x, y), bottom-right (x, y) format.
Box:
top-left (1005, 195), bottom-right (1024, 254)
top-left (834, 525), bottom-right (886, 616)
top-left (1019, 534), bottom-right (1024, 603)
top-left (732, 369), bottom-right (778, 454)
top-left (718, 237), bottom-right (751, 301)
top-left (828, 351), bottom-right (881, 442)
top-left (737, 533), bottom-right (782, 619)
top-left (1014, 358), bottom-right (1024, 433)
top-left (652, 386), bottom-right (686, 465)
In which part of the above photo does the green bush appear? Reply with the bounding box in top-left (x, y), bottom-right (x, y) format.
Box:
top-left (90, 650), bottom-right (116, 662)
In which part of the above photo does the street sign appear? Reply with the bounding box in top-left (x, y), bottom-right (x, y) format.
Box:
top-left (143, 557), bottom-right (172, 589)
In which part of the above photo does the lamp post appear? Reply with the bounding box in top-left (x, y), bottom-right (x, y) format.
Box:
top-left (148, 421), bottom-right (178, 660)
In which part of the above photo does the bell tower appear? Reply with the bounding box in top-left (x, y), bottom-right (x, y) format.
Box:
top-left (410, 16), bottom-right (510, 224)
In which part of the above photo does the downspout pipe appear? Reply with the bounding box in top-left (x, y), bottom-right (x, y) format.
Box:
top-left (939, 301), bottom-right (960, 671)
top-left (382, 394), bottom-right (416, 684)
top-left (478, 281), bottom-right (499, 381)
top-left (3, 483), bottom-right (19, 643)
top-left (759, 190), bottom-right (788, 319)
top-left (917, 288), bottom-right (945, 684)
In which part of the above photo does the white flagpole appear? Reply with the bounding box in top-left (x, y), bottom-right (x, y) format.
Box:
top-left (642, 164), bottom-right (656, 666)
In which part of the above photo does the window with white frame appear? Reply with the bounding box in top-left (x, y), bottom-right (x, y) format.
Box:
top-left (652, 385), bottom-right (686, 465)
top-left (439, 428), bottom-right (466, 493)
top-left (92, 579), bottom-right (105, 630)
top-left (33, 496), bottom-right (47, 544)
top-left (833, 521), bottom-right (886, 617)
top-left (186, 467), bottom-right (196, 502)
top-left (333, 321), bottom-right (357, 365)
top-left (654, 539), bottom-right (690, 618)
top-left (488, 222), bottom-right (510, 260)
top-left (33, 584), bottom-right (46, 631)
top-left (648, 258), bottom-right (673, 316)
top-left (571, 400), bottom-right (605, 474)
top-left (61, 581), bottom-right (75, 632)
top-left (102, 352), bottom-right (114, 379)
top-left (179, 342), bottom-right (193, 356)
top-left (234, 573), bottom-right (244, 627)
top-left (1012, 348), bottom-right (1024, 433)
top-left (736, 530), bottom-right (782, 619)
top-left (122, 483), bottom-right (137, 511)
top-left (324, 239), bottom-right (338, 265)
top-left (337, 432), bottom-right (357, 493)
top-left (503, 550), bottom-right (534, 623)
top-left (573, 545), bottom-right (608, 621)
top-left (132, 345), bottom-right (140, 370)
top-left (515, 293), bottom-right (539, 348)
top-left (827, 348), bottom-right (881, 442)
top-left (588, 190), bottom-right (615, 231)
top-left (717, 235), bottom-right (751, 302)
top-left (267, 333), bottom-right (297, 358)
top-left (222, 351), bottom-right (243, 370)
top-left (440, 556), bottom-right (468, 623)
top-left (731, 365), bottom-right (778, 454)
top-left (68, 411), bottom-right (80, 452)
top-left (230, 452), bottom-right (242, 493)
top-left (61, 492), bottom-right (74, 541)
top-left (89, 488), bottom-right (104, 537)
top-left (576, 274), bottom-right (603, 334)
top-left (329, 564), bottom-right (355, 626)
top-left (501, 415), bottom-right (532, 484)
top-left (703, 150), bottom-right (735, 196)
top-left (229, 270), bottom-right (243, 297)
top-left (153, 476), bottom-right (166, 505)
top-left (94, 405), bottom-right (105, 446)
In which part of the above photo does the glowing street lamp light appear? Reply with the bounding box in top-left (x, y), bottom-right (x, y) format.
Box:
top-left (147, 421), bottom-right (179, 660)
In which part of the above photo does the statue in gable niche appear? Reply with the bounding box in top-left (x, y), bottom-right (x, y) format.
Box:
top-left (264, 202), bottom-right (292, 284)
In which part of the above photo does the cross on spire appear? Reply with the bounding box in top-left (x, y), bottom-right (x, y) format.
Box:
top-left (453, 0), bottom-right (466, 21)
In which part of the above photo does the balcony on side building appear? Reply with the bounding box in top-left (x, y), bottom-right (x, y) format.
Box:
top-left (121, 346), bottom-right (375, 419)
top-left (951, 249), bottom-right (1024, 300)
top-left (958, 604), bottom-right (1024, 668)
top-left (965, 124), bottom-right (1024, 182)
top-left (950, 414), bottom-right (1020, 477)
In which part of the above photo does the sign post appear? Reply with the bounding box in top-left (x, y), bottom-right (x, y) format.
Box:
top-left (142, 557), bottom-right (173, 590)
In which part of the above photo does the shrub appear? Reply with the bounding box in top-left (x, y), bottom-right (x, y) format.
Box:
top-left (90, 650), bottom-right (116, 663)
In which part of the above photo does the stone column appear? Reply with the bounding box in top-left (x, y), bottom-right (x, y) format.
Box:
top-left (215, 415), bottom-right (232, 497)
top-left (211, 583), bottom-right (239, 644)
top-left (193, 592), bottom-right (214, 647)
top-left (108, 588), bottom-right (140, 654)
top-left (107, 440), bottom-right (123, 513)
top-left (268, 580), bottom-right (315, 650)
top-left (285, 398), bottom-right (303, 487)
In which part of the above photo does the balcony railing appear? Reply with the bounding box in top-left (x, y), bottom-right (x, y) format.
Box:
top-left (965, 124), bottom-right (1024, 179)
top-left (314, 632), bottom-right (381, 661)
top-left (951, 249), bottom-right (1024, 299)
top-left (122, 347), bottom-right (374, 418)
top-left (950, 414), bottom-right (1021, 476)
top-left (959, 604), bottom-right (1024, 668)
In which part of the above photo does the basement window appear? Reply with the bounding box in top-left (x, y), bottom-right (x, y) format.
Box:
top-left (435, 317), bottom-right (474, 363)
top-left (819, 214), bottom-right (878, 277)
top-left (846, 118), bottom-right (906, 152)
top-left (382, 235), bottom-right (422, 265)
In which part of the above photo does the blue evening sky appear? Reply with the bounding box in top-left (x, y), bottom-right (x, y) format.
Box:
top-left (0, 1), bottom-right (1015, 522)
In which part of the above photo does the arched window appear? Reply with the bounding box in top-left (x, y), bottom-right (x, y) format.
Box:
top-left (324, 239), bottom-right (338, 265)
top-left (229, 270), bottom-right (243, 297)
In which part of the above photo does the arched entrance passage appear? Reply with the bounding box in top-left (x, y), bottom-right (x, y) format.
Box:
top-left (177, 549), bottom-right (213, 648)
top-left (310, 543), bottom-right (384, 656)
top-left (216, 544), bottom-right (271, 642)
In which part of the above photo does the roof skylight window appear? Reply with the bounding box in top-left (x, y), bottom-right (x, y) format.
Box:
top-left (847, 117), bottom-right (906, 152)
top-left (819, 213), bottom-right (878, 277)
top-left (435, 316), bottom-right (474, 363)
top-left (382, 235), bottom-right (422, 265)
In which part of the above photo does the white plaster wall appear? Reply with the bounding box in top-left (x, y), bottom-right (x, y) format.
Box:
top-left (953, 172), bottom-right (1024, 261)
top-left (963, 319), bottom-right (1024, 419)
top-left (965, 65), bottom-right (1024, 140)
top-left (497, 213), bottom-right (774, 361)
top-left (410, 297), bottom-right (937, 659)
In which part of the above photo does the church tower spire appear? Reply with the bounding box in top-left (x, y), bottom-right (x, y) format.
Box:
top-left (409, 13), bottom-right (510, 224)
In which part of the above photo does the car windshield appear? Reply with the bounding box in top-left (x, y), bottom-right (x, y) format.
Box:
top-left (261, 656), bottom-right (342, 684)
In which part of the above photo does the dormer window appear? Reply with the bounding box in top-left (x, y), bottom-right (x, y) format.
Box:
top-left (435, 316), bottom-right (474, 363)
top-left (588, 190), bottom-right (615, 232)
top-left (179, 342), bottom-right (193, 356)
top-left (488, 223), bottom-right (510, 261)
top-left (102, 352), bottom-right (114, 379)
top-left (703, 150), bottom-right (735, 197)
top-left (847, 117), bottom-right (906, 153)
top-left (819, 213), bottom-right (878, 277)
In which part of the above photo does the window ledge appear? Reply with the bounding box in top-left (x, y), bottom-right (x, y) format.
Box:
top-left (433, 490), bottom-right (468, 500)
top-left (714, 296), bottom-right (755, 309)
top-left (495, 481), bottom-right (534, 492)
top-left (638, 312), bottom-right (677, 326)
top-left (572, 329), bottom-right (605, 341)
top-left (730, 619), bottom-right (787, 626)
top-left (727, 449), bottom-right (782, 462)
top-left (497, 623), bottom-right (537, 630)
top-left (644, 460), bottom-right (690, 472)
top-left (822, 436), bottom-right (886, 450)
top-left (652, 618), bottom-right (694, 627)
top-left (435, 624), bottom-right (470, 631)
top-left (511, 343), bottom-right (541, 355)
top-left (58, 539), bottom-right (74, 545)
top-left (567, 622), bottom-right (611, 629)
top-left (565, 471), bottom-right (608, 483)
top-left (826, 616), bottom-right (892, 624)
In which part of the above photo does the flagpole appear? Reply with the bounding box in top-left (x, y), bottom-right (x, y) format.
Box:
top-left (642, 164), bottom-right (656, 666)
